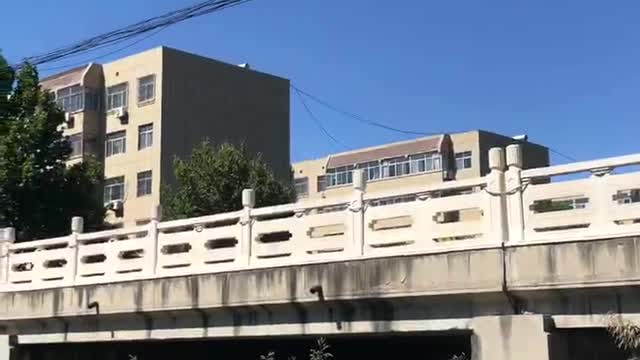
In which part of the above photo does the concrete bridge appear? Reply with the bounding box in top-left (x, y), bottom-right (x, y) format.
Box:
top-left (1, 145), bottom-right (640, 359)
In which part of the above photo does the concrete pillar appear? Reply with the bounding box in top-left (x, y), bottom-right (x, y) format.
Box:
top-left (505, 144), bottom-right (525, 243)
top-left (350, 169), bottom-right (366, 256)
top-left (471, 315), bottom-right (566, 360)
top-left (0, 228), bottom-right (15, 284)
top-left (150, 205), bottom-right (161, 275)
top-left (239, 189), bottom-right (255, 266)
top-left (487, 148), bottom-right (508, 243)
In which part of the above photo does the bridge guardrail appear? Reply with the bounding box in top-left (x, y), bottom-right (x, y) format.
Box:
top-left (2, 145), bottom-right (640, 291)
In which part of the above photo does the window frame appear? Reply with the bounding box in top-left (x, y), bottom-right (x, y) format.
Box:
top-left (56, 84), bottom-right (85, 113)
top-left (136, 170), bottom-right (153, 197)
top-left (104, 176), bottom-right (125, 203)
top-left (106, 82), bottom-right (129, 111)
top-left (138, 123), bottom-right (153, 150)
top-left (68, 133), bottom-right (83, 159)
top-left (294, 177), bottom-right (309, 198)
top-left (455, 151), bottom-right (473, 170)
top-left (137, 74), bottom-right (156, 105)
top-left (105, 130), bottom-right (127, 157)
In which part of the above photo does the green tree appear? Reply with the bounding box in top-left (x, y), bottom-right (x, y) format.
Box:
top-left (162, 141), bottom-right (294, 220)
top-left (0, 57), bottom-right (105, 241)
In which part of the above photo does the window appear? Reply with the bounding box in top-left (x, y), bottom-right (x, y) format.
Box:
top-left (455, 151), bottom-right (472, 170)
top-left (104, 176), bottom-right (125, 203)
top-left (106, 83), bottom-right (128, 110)
top-left (106, 131), bottom-right (126, 157)
top-left (317, 175), bottom-right (327, 192)
top-left (68, 134), bottom-right (82, 158)
top-left (324, 152), bottom-right (444, 188)
top-left (137, 170), bottom-right (152, 197)
top-left (326, 165), bottom-right (354, 187)
top-left (294, 177), bottom-right (309, 198)
top-left (56, 85), bottom-right (84, 113)
top-left (138, 123), bottom-right (153, 150)
top-left (138, 75), bottom-right (156, 104)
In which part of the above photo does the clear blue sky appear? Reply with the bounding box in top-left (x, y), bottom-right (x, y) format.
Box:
top-left (2, 0), bottom-right (639, 163)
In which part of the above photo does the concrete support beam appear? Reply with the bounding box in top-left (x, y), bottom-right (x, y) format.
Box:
top-left (471, 315), bottom-right (564, 360)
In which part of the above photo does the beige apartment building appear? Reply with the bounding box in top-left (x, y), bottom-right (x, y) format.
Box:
top-left (40, 47), bottom-right (290, 226)
top-left (293, 130), bottom-right (549, 202)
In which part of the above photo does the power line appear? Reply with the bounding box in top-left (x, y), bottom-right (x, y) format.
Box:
top-left (291, 84), bottom-right (445, 137)
top-left (548, 147), bottom-right (578, 163)
top-left (39, 26), bottom-right (169, 72)
top-left (293, 87), bottom-right (346, 149)
top-left (293, 84), bottom-right (580, 163)
top-left (1, 0), bottom-right (254, 72)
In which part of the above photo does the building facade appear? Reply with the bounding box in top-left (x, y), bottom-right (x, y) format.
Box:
top-left (41, 47), bottom-right (291, 226)
top-left (292, 130), bottom-right (549, 202)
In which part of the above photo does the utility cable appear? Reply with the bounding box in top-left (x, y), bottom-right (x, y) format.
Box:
top-left (293, 87), bottom-right (346, 149)
top-left (291, 84), bottom-right (445, 137)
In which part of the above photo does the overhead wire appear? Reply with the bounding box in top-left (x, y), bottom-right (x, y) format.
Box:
top-left (292, 84), bottom-right (580, 163)
top-left (39, 26), bottom-right (170, 72)
top-left (291, 84), bottom-right (444, 137)
top-left (293, 87), bottom-right (346, 149)
top-left (0, 0), bottom-right (254, 73)
top-left (24, 0), bottom-right (253, 66)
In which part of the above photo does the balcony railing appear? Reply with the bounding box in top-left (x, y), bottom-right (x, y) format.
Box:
top-left (1, 145), bottom-right (640, 292)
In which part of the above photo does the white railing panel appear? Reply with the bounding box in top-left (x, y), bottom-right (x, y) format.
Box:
top-left (157, 223), bottom-right (241, 276)
top-left (110, 237), bottom-right (154, 276)
top-left (521, 172), bottom-right (640, 242)
top-left (364, 191), bottom-right (491, 255)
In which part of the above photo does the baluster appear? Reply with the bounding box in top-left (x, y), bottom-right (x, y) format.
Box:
top-left (149, 205), bottom-right (161, 276)
top-left (487, 148), bottom-right (508, 243)
top-left (506, 144), bottom-right (525, 243)
top-left (0, 228), bottom-right (15, 286)
top-left (590, 166), bottom-right (614, 235)
top-left (240, 189), bottom-right (255, 267)
top-left (70, 216), bottom-right (84, 286)
top-left (350, 169), bottom-right (366, 256)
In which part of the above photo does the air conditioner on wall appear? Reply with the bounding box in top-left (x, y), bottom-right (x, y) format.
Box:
top-left (113, 107), bottom-right (128, 124)
top-left (105, 200), bottom-right (124, 211)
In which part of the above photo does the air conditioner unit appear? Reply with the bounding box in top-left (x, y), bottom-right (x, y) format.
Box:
top-left (112, 107), bottom-right (128, 124)
top-left (105, 199), bottom-right (124, 211)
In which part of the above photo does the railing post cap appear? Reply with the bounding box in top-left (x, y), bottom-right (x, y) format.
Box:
top-left (489, 147), bottom-right (505, 171)
top-left (353, 169), bottom-right (366, 191)
top-left (1, 228), bottom-right (15, 243)
top-left (71, 216), bottom-right (84, 234)
top-left (151, 205), bottom-right (162, 221)
top-left (242, 189), bottom-right (255, 208)
top-left (506, 144), bottom-right (523, 169)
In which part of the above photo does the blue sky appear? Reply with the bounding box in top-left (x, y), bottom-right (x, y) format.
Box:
top-left (2, 0), bottom-right (639, 163)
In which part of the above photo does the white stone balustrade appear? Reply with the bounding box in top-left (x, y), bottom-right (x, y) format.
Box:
top-left (2, 145), bottom-right (640, 292)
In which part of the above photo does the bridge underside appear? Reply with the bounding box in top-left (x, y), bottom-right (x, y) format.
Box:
top-left (2, 236), bottom-right (640, 359)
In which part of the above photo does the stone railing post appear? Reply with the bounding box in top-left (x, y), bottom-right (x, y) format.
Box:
top-left (590, 165), bottom-right (615, 234)
top-left (350, 169), bottom-right (367, 256)
top-left (239, 189), bottom-right (255, 267)
top-left (149, 205), bottom-right (161, 275)
top-left (0, 228), bottom-right (15, 285)
top-left (487, 148), bottom-right (508, 243)
top-left (506, 144), bottom-right (525, 243)
top-left (70, 216), bottom-right (84, 285)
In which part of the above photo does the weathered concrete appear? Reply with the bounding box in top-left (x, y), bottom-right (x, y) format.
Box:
top-left (471, 315), bottom-right (563, 360)
top-left (0, 248), bottom-right (505, 321)
top-left (2, 236), bottom-right (640, 356)
top-left (507, 236), bottom-right (640, 290)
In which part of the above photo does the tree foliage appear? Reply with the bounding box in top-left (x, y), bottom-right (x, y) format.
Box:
top-left (607, 313), bottom-right (640, 360)
top-left (0, 55), bottom-right (104, 241)
top-left (162, 141), bottom-right (295, 220)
